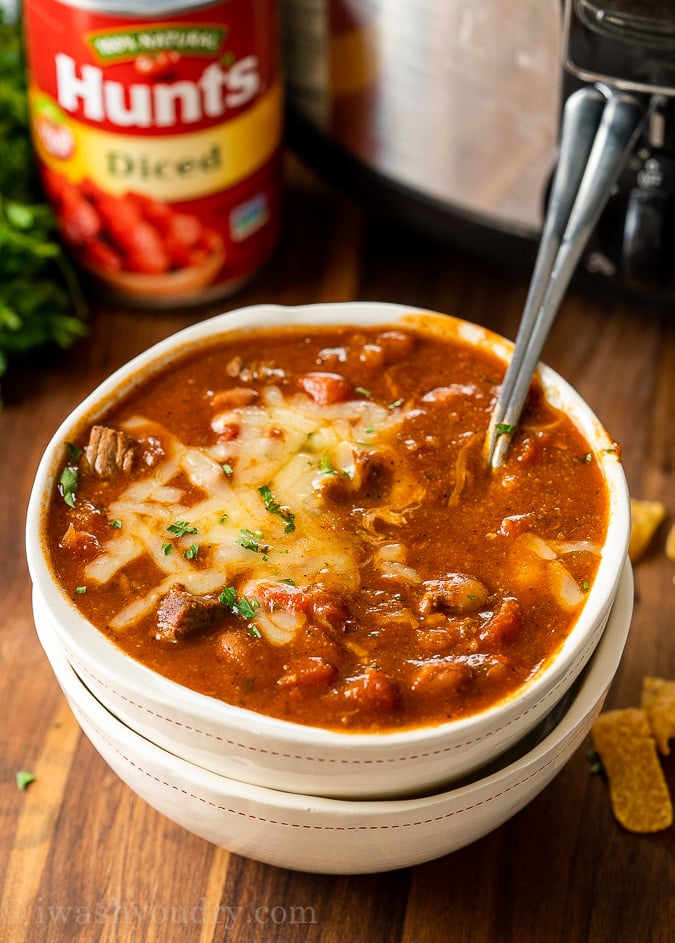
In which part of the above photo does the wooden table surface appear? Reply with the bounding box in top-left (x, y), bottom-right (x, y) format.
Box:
top-left (1, 156), bottom-right (673, 942)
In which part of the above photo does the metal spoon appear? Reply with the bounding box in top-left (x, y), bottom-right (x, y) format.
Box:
top-left (486, 84), bottom-right (646, 468)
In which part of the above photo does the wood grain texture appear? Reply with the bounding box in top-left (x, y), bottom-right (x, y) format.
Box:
top-left (1, 156), bottom-right (673, 943)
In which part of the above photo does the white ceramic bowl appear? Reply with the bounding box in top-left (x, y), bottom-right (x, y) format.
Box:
top-left (33, 561), bottom-right (633, 874)
top-left (26, 302), bottom-right (632, 799)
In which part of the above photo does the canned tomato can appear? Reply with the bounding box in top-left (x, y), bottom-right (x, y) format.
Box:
top-left (23, 0), bottom-right (283, 307)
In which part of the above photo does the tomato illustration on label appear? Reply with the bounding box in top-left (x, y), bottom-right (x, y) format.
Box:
top-left (134, 51), bottom-right (181, 81)
top-left (42, 170), bottom-right (225, 278)
top-left (33, 94), bottom-right (75, 160)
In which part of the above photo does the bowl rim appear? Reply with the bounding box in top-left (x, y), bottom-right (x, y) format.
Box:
top-left (35, 557), bottom-right (634, 814)
top-left (25, 301), bottom-right (632, 750)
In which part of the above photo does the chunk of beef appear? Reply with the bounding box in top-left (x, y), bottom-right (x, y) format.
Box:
top-left (84, 425), bottom-right (136, 478)
top-left (156, 586), bottom-right (223, 642)
top-left (315, 448), bottom-right (393, 503)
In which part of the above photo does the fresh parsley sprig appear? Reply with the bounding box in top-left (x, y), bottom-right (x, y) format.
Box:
top-left (167, 520), bottom-right (198, 538)
top-left (237, 528), bottom-right (270, 554)
top-left (218, 586), bottom-right (259, 621)
top-left (0, 11), bottom-right (87, 405)
top-left (257, 484), bottom-right (295, 533)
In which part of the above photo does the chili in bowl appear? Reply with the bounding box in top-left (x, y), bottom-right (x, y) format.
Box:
top-left (31, 560), bottom-right (633, 873)
top-left (25, 302), bottom-right (631, 799)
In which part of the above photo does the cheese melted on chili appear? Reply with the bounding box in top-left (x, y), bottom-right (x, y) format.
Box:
top-left (46, 324), bottom-right (612, 732)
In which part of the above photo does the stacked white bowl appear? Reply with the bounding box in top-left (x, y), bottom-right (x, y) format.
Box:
top-left (26, 304), bottom-right (633, 873)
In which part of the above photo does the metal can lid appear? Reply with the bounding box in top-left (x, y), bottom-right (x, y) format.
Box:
top-left (51, 0), bottom-right (223, 15)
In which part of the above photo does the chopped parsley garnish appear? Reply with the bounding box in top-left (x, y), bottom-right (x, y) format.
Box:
top-left (66, 442), bottom-right (82, 460)
top-left (495, 422), bottom-right (516, 436)
top-left (108, 519), bottom-right (122, 529)
top-left (389, 398), bottom-right (404, 409)
top-left (167, 520), bottom-right (198, 537)
top-left (222, 463), bottom-right (234, 476)
top-left (279, 577), bottom-right (296, 585)
top-left (219, 512), bottom-right (229, 523)
top-left (217, 586), bottom-right (237, 608)
top-left (75, 585), bottom-right (87, 595)
top-left (257, 483), bottom-right (295, 533)
top-left (319, 454), bottom-right (336, 475)
top-left (218, 586), bottom-right (259, 621)
top-left (581, 579), bottom-right (590, 593)
top-left (16, 770), bottom-right (35, 790)
top-left (587, 749), bottom-right (604, 775)
top-left (59, 464), bottom-right (78, 508)
top-left (577, 452), bottom-right (593, 463)
top-left (238, 598), bottom-right (260, 620)
top-left (237, 528), bottom-right (269, 553)
top-left (249, 625), bottom-right (262, 639)
top-left (162, 543), bottom-right (173, 556)
top-left (355, 386), bottom-right (372, 398)
top-left (183, 543), bottom-right (200, 560)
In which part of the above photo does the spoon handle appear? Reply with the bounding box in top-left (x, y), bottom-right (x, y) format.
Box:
top-left (487, 85), bottom-right (645, 468)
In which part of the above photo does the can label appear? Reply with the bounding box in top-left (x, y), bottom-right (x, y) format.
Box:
top-left (23, 0), bottom-right (282, 304)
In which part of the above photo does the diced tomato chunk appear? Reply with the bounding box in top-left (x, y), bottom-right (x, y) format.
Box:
top-left (481, 597), bottom-right (523, 646)
top-left (59, 522), bottom-right (100, 556)
top-left (298, 372), bottom-right (353, 405)
top-left (259, 583), bottom-right (312, 614)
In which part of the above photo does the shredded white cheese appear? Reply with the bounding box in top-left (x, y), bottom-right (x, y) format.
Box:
top-left (91, 391), bottom-right (406, 637)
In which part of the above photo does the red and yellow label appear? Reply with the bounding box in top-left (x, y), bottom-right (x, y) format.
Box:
top-left (23, 0), bottom-right (282, 303)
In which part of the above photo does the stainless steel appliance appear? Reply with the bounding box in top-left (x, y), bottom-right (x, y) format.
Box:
top-left (283, 0), bottom-right (675, 303)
